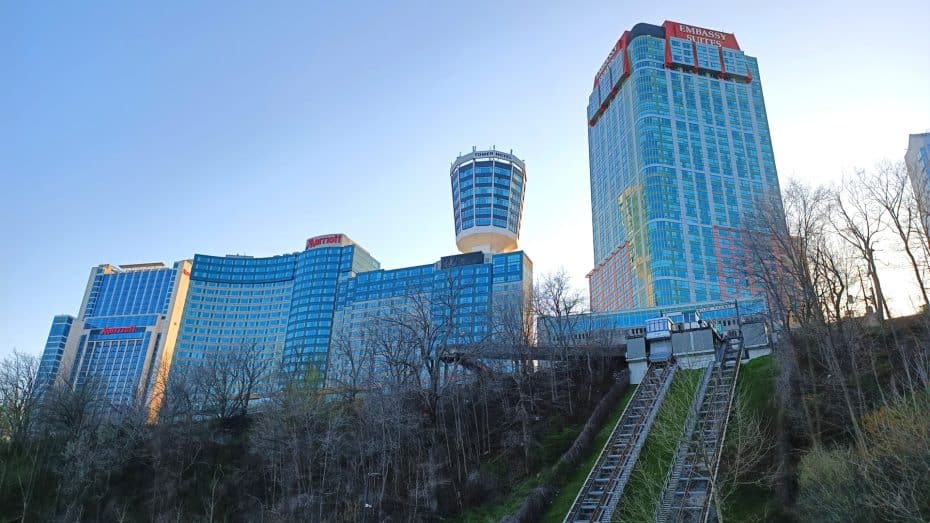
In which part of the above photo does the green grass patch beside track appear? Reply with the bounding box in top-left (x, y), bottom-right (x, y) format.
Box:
top-left (454, 386), bottom-right (637, 523)
top-left (539, 385), bottom-right (637, 522)
top-left (721, 354), bottom-right (778, 522)
top-left (612, 369), bottom-right (703, 522)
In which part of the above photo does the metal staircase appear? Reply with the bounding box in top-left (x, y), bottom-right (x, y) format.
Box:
top-left (564, 363), bottom-right (678, 523)
top-left (654, 336), bottom-right (744, 523)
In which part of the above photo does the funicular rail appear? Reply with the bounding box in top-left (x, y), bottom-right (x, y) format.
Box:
top-left (655, 336), bottom-right (744, 523)
top-left (564, 362), bottom-right (677, 523)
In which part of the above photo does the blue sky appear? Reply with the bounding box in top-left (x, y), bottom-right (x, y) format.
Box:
top-left (2, 1), bottom-right (929, 358)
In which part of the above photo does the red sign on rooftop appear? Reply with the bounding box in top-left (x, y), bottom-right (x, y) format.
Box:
top-left (306, 234), bottom-right (344, 250)
top-left (100, 326), bottom-right (137, 335)
top-left (663, 21), bottom-right (740, 50)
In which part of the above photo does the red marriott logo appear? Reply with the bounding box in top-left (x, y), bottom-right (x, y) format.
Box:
top-left (100, 326), bottom-right (137, 335)
top-left (306, 234), bottom-right (343, 250)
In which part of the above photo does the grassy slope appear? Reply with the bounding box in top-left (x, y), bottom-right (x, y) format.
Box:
top-left (721, 354), bottom-right (777, 522)
top-left (452, 474), bottom-right (545, 523)
top-left (539, 386), bottom-right (637, 522)
top-left (612, 369), bottom-right (703, 522)
top-left (453, 386), bottom-right (637, 523)
top-left (455, 356), bottom-right (778, 522)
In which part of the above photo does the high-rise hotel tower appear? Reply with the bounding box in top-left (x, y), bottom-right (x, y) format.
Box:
top-left (586, 21), bottom-right (783, 311)
top-left (36, 262), bottom-right (191, 411)
top-left (451, 148), bottom-right (526, 254)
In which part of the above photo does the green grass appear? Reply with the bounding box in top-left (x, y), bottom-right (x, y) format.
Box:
top-left (452, 473), bottom-right (548, 523)
top-left (451, 421), bottom-right (585, 522)
top-left (722, 483), bottom-right (775, 522)
top-left (721, 354), bottom-right (778, 522)
top-left (453, 385), bottom-right (637, 523)
top-left (539, 385), bottom-right (638, 522)
top-left (537, 358), bottom-right (778, 523)
top-left (736, 353), bottom-right (776, 419)
top-left (612, 369), bottom-right (703, 522)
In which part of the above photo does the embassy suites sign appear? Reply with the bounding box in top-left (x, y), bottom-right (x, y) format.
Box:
top-left (663, 21), bottom-right (741, 50)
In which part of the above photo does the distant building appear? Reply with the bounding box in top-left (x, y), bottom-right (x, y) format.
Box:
top-left (586, 21), bottom-right (784, 310)
top-left (906, 132), bottom-right (930, 238)
top-left (36, 262), bottom-right (191, 411)
top-left (171, 234), bottom-right (533, 398)
top-left (36, 315), bottom-right (75, 393)
top-left (321, 147), bottom-right (533, 390)
top-left (38, 147), bottom-right (537, 404)
top-left (328, 250), bottom-right (532, 389)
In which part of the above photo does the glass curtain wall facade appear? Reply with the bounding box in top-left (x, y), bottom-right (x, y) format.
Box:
top-left (36, 262), bottom-right (192, 410)
top-left (36, 315), bottom-right (75, 394)
top-left (328, 250), bottom-right (532, 389)
top-left (906, 132), bottom-right (930, 238)
top-left (586, 21), bottom-right (783, 311)
top-left (451, 149), bottom-right (526, 254)
top-left (170, 235), bottom-right (381, 393)
top-left (170, 235), bottom-right (531, 394)
top-left (39, 143), bottom-right (538, 399)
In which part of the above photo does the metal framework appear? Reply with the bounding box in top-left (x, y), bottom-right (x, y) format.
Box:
top-left (564, 363), bottom-right (678, 523)
top-left (655, 336), bottom-right (744, 523)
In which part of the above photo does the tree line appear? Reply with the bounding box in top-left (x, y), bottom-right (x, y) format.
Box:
top-left (0, 271), bottom-right (625, 522)
top-left (738, 161), bottom-right (930, 521)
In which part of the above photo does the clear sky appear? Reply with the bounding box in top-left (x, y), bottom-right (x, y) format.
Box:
top-left (2, 1), bottom-right (929, 359)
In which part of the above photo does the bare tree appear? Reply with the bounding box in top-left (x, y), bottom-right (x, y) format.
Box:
top-left (488, 290), bottom-right (538, 473)
top-left (378, 272), bottom-right (469, 423)
top-left (325, 329), bottom-right (379, 401)
top-left (190, 342), bottom-right (277, 420)
top-left (354, 272), bottom-right (470, 515)
top-left (717, 393), bottom-right (777, 521)
top-left (747, 180), bottom-right (835, 328)
top-left (832, 172), bottom-right (890, 321)
top-left (865, 161), bottom-right (930, 310)
top-left (534, 270), bottom-right (587, 414)
top-left (0, 351), bottom-right (41, 444)
top-left (38, 376), bottom-right (108, 442)
top-left (0, 351), bottom-right (44, 521)
top-left (534, 269), bottom-right (587, 347)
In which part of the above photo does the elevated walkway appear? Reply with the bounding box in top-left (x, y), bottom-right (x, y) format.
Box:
top-left (564, 363), bottom-right (677, 523)
top-left (654, 336), bottom-right (744, 523)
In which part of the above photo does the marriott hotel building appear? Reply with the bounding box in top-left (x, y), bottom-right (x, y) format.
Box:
top-left (36, 262), bottom-right (191, 410)
top-left (38, 149), bottom-right (532, 408)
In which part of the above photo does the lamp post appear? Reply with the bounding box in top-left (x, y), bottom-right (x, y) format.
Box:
top-left (364, 471), bottom-right (381, 521)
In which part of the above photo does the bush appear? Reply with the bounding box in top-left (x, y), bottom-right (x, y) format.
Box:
top-left (797, 393), bottom-right (930, 523)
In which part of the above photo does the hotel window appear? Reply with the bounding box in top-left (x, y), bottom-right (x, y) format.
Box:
top-left (669, 38), bottom-right (693, 66)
